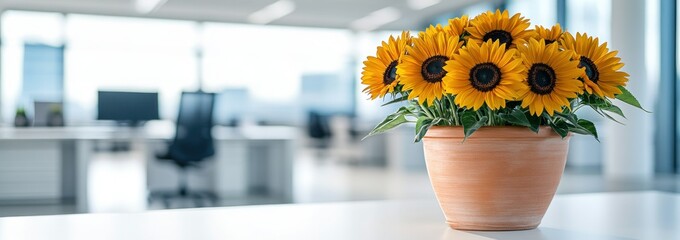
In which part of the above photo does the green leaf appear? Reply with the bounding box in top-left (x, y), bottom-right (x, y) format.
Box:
top-left (565, 119), bottom-right (598, 140)
top-left (414, 118), bottom-right (443, 142)
top-left (600, 104), bottom-right (625, 118)
top-left (615, 86), bottom-right (650, 112)
top-left (414, 123), bottom-right (432, 143)
top-left (363, 113), bottom-right (409, 140)
top-left (414, 116), bottom-right (431, 137)
top-left (577, 119), bottom-right (598, 140)
top-left (396, 106), bottom-right (413, 114)
top-left (499, 109), bottom-right (539, 132)
top-left (549, 120), bottom-right (569, 138)
top-left (381, 95), bottom-right (409, 106)
top-left (461, 111), bottom-right (488, 140)
top-left (600, 110), bottom-right (625, 125)
top-left (527, 114), bottom-right (541, 132)
top-left (567, 124), bottom-right (591, 135)
top-left (554, 112), bottom-right (579, 126)
top-left (499, 110), bottom-right (529, 126)
top-left (588, 105), bottom-right (625, 125)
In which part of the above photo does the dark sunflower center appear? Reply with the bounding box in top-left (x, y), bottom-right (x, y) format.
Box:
top-left (383, 60), bottom-right (398, 85)
top-left (578, 56), bottom-right (599, 83)
top-left (528, 63), bottom-right (557, 95)
top-left (469, 63), bottom-right (502, 92)
top-left (483, 30), bottom-right (513, 48)
top-left (421, 55), bottom-right (449, 83)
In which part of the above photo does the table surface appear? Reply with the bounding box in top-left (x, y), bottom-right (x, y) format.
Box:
top-left (0, 124), bottom-right (297, 141)
top-left (0, 191), bottom-right (677, 240)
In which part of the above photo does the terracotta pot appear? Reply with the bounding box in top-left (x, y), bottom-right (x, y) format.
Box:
top-left (422, 126), bottom-right (570, 231)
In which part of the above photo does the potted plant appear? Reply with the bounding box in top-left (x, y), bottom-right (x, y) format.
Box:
top-left (47, 104), bottom-right (65, 127)
top-left (361, 10), bottom-right (645, 230)
top-left (14, 107), bottom-right (30, 127)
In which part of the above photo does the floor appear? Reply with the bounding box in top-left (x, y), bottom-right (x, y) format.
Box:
top-left (0, 147), bottom-right (679, 218)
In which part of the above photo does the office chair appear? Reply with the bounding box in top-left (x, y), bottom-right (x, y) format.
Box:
top-left (149, 91), bottom-right (218, 208)
top-left (307, 111), bottom-right (332, 148)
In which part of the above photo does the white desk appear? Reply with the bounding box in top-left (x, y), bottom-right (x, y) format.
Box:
top-left (0, 191), bottom-right (677, 240)
top-left (0, 125), bottom-right (296, 212)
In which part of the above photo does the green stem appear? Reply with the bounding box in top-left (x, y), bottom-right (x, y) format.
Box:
top-left (572, 104), bottom-right (585, 113)
top-left (418, 101), bottom-right (434, 119)
top-left (433, 100), bottom-right (444, 118)
top-left (439, 100), bottom-right (453, 125)
top-left (446, 95), bottom-right (460, 126)
top-left (485, 107), bottom-right (492, 125)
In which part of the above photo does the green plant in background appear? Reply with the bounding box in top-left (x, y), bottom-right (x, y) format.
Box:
top-left (50, 104), bottom-right (62, 114)
top-left (15, 107), bottom-right (26, 117)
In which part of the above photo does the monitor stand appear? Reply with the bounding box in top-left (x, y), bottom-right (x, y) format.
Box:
top-left (110, 121), bottom-right (145, 152)
top-left (115, 120), bottom-right (145, 128)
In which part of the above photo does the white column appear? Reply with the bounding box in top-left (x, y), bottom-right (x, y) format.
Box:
top-left (604, 0), bottom-right (654, 179)
top-left (75, 139), bottom-right (93, 212)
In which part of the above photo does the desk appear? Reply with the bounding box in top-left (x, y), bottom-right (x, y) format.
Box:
top-left (0, 125), bottom-right (296, 212)
top-left (0, 191), bottom-right (677, 240)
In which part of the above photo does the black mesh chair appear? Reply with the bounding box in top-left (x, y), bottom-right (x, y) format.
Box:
top-left (307, 111), bottom-right (332, 148)
top-left (149, 91), bottom-right (218, 208)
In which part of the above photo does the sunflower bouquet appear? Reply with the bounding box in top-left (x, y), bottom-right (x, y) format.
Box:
top-left (361, 10), bottom-right (646, 142)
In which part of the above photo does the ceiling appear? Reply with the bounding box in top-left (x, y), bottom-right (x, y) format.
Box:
top-left (0, 0), bottom-right (486, 31)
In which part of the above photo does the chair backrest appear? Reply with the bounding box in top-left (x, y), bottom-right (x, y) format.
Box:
top-left (169, 91), bottom-right (216, 164)
top-left (307, 111), bottom-right (331, 139)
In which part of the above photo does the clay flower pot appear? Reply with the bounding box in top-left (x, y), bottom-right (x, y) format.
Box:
top-left (422, 126), bottom-right (570, 231)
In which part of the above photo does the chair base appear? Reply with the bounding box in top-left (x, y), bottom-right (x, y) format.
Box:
top-left (149, 190), bottom-right (219, 208)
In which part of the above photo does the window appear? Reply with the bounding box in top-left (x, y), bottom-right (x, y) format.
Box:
top-left (1, 11), bottom-right (64, 122)
top-left (462, 2), bottom-right (496, 17)
top-left (22, 44), bottom-right (64, 102)
top-left (506, 0), bottom-right (558, 27)
top-left (64, 15), bottom-right (199, 122)
top-left (202, 23), bottom-right (353, 124)
top-left (566, 0), bottom-right (612, 42)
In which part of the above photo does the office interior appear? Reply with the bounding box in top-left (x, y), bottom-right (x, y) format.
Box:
top-left (0, 0), bottom-right (677, 217)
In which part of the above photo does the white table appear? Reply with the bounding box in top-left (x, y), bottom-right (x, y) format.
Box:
top-left (0, 124), bottom-right (296, 212)
top-left (0, 191), bottom-right (677, 240)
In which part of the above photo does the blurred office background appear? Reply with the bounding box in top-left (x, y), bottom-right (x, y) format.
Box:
top-left (0, 0), bottom-right (677, 217)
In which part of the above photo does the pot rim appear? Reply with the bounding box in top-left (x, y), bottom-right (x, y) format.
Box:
top-left (424, 126), bottom-right (567, 139)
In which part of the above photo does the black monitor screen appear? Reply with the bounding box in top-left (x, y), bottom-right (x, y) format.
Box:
top-left (97, 91), bottom-right (160, 123)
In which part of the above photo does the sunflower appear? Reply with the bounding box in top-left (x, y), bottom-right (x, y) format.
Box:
top-left (532, 24), bottom-right (563, 45)
top-left (442, 40), bottom-right (526, 110)
top-left (466, 10), bottom-right (534, 49)
top-left (419, 16), bottom-right (468, 41)
top-left (517, 38), bottom-right (584, 116)
top-left (398, 32), bottom-right (462, 105)
top-left (444, 15), bottom-right (469, 40)
top-left (560, 32), bottom-right (629, 98)
top-left (361, 31), bottom-right (411, 99)
top-left (420, 24), bottom-right (444, 38)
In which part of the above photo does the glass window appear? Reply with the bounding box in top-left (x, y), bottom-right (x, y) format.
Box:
top-left (566, 0), bottom-right (612, 42)
top-left (1, 11), bottom-right (65, 122)
top-left (64, 15), bottom-right (199, 122)
top-left (462, 2), bottom-right (496, 17)
top-left (22, 44), bottom-right (64, 102)
top-left (563, 0), bottom-right (612, 169)
top-left (507, 0), bottom-right (558, 27)
top-left (201, 23), bottom-right (353, 124)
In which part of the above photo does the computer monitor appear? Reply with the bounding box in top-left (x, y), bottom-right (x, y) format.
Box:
top-left (97, 90), bottom-right (159, 126)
